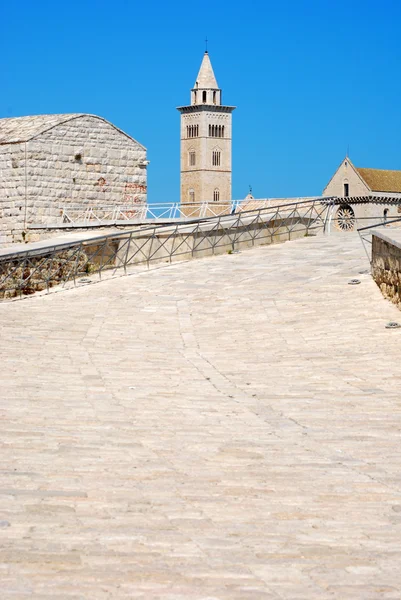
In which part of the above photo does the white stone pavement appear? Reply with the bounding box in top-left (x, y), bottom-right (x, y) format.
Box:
top-left (1, 232), bottom-right (401, 599)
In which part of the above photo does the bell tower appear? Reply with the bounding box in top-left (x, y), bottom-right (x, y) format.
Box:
top-left (177, 51), bottom-right (235, 204)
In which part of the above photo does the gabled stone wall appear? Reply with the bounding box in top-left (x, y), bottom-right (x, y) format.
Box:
top-left (0, 115), bottom-right (147, 246)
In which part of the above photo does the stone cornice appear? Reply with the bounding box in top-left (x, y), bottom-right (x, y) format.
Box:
top-left (177, 105), bottom-right (236, 114)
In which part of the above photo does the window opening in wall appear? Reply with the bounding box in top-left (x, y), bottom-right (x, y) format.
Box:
top-left (209, 125), bottom-right (225, 138)
top-left (213, 189), bottom-right (220, 202)
top-left (213, 91), bottom-right (216, 104)
top-left (202, 91), bottom-right (207, 103)
top-left (189, 151), bottom-right (196, 166)
top-left (189, 189), bottom-right (195, 203)
top-left (344, 183), bottom-right (349, 197)
top-left (187, 125), bottom-right (199, 138)
top-left (212, 150), bottom-right (221, 166)
top-left (335, 204), bottom-right (355, 231)
top-left (194, 91), bottom-right (197, 103)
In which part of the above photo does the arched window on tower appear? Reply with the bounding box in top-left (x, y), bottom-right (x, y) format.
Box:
top-left (213, 91), bottom-right (216, 104)
top-left (222, 125), bottom-right (225, 138)
top-left (189, 150), bottom-right (196, 166)
top-left (189, 189), bottom-right (195, 203)
top-left (213, 189), bottom-right (220, 202)
top-left (202, 91), bottom-right (207, 103)
top-left (212, 150), bottom-right (221, 167)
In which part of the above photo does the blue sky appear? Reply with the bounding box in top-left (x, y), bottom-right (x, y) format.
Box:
top-left (2, 0), bottom-right (401, 202)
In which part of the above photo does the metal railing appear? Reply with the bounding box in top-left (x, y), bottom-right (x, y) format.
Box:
top-left (0, 197), bottom-right (329, 300)
top-left (29, 197), bottom-right (325, 227)
top-left (357, 216), bottom-right (401, 262)
top-left (28, 201), bottom-right (243, 227)
top-left (58, 202), bottom-right (236, 225)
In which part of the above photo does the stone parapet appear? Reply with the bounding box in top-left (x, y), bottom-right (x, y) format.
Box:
top-left (0, 210), bottom-right (322, 300)
top-left (372, 229), bottom-right (401, 310)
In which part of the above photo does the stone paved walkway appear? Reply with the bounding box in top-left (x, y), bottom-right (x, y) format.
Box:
top-left (1, 233), bottom-right (401, 599)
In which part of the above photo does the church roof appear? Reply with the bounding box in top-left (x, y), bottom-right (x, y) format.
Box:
top-left (356, 167), bottom-right (401, 193)
top-left (194, 52), bottom-right (219, 89)
top-left (0, 114), bottom-right (84, 144)
top-left (0, 114), bottom-right (146, 148)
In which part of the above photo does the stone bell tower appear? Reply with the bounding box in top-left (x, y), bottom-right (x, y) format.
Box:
top-left (177, 51), bottom-right (235, 204)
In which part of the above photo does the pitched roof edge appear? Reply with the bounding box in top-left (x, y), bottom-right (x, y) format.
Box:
top-left (26, 113), bottom-right (84, 142)
top-left (322, 156), bottom-right (371, 194)
top-left (348, 158), bottom-right (373, 190)
top-left (322, 155), bottom-right (347, 194)
top-left (28, 114), bottom-right (147, 150)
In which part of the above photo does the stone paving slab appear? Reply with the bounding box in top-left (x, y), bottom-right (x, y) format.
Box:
top-left (1, 233), bottom-right (401, 598)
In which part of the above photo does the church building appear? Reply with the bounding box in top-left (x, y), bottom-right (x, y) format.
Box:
top-left (177, 52), bottom-right (235, 204)
top-left (323, 156), bottom-right (401, 230)
top-left (323, 156), bottom-right (401, 199)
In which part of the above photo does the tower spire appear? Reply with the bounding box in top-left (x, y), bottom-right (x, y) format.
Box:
top-left (194, 52), bottom-right (218, 90)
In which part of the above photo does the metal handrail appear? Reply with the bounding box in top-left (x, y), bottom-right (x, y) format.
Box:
top-left (357, 216), bottom-right (401, 232)
top-left (2, 197), bottom-right (331, 260)
top-left (30, 197), bottom-right (337, 227)
top-left (0, 198), bottom-right (329, 299)
top-left (357, 216), bottom-right (401, 262)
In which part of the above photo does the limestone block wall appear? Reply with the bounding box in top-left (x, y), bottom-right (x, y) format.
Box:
top-left (0, 115), bottom-right (147, 246)
top-left (0, 144), bottom-right (27, 246)
top-left (353, 203), bottom-right (400, 226)
top-left (372, 233), bottom-right (401, 310)
top-left (0, 214), bottom-right (320, 300)
top-left (323, 158), bottom-right (370, 197)
top-left (180, 109), bottom-right (233, 203)
top-left (181, 170), bottom-right (231, 204)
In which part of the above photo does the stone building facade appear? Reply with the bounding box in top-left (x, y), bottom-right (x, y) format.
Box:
top-left (323, 157), bottom-right (401, 229)
top-left (177, 52), bottom-right (235, 204)
top-left (0, 114), bottom-right (147, 245)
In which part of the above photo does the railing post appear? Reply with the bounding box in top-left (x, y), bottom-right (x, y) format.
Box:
top-left (124, 232), bottom-right (133, 274)
top-left (324, 203), bottom-right (335, 235)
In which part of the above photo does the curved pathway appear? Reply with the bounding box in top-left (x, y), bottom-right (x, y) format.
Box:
top-left (1, 233), bottom-right (401, 599)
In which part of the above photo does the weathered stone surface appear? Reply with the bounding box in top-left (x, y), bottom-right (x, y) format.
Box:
top-left (0, 114), bottom-right (147, 246)
top-left (372, 231), bottom-right (401, 310)
top-left (1, 232), bottom-right (401, 597)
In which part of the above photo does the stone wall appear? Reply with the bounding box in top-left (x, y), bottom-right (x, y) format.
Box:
top-left (372, 232), bottom-right (401, 310)
top-left (0, 214), bottom-right (321, 300)
top-left (180, 109), bottom-right (233, 204)
top-left (0, 144), bottom-right (27, 246)
top-left (323, 157), bottom-right (370, 197)
top-left (0, 115), bottom-right (147, 246)
top-left (323, 157), bottom-right (401, 230)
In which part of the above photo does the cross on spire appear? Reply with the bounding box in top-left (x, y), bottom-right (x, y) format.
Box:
top-left (205, 37), bottom-right (208, 53)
